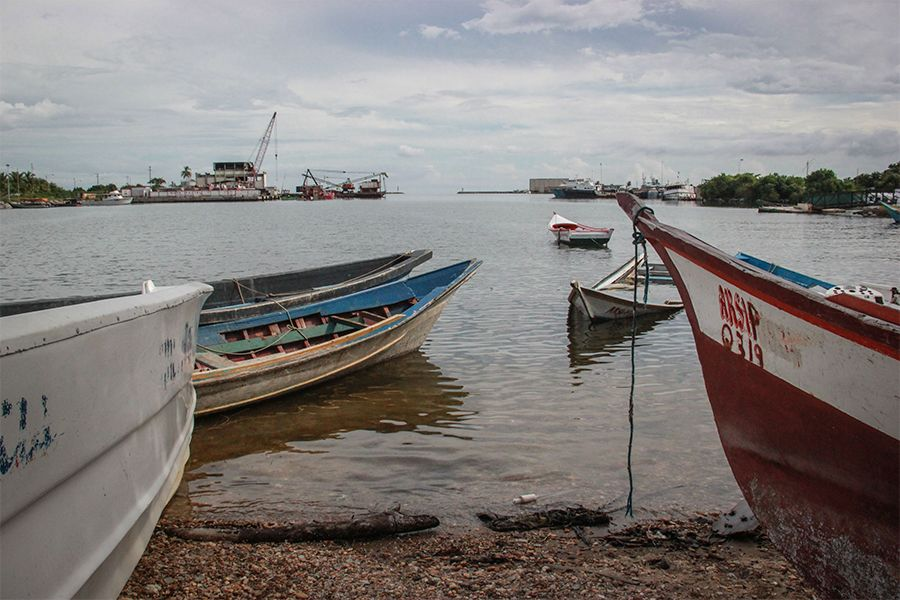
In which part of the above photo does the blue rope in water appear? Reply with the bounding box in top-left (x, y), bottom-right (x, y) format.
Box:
top-left (627, 205), bottom-right (654, 519)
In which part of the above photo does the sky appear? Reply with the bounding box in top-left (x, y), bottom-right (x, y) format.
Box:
top-left (1, 0), bottom-right (898, 194)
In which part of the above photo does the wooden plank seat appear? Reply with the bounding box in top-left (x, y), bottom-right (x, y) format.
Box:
top-left (201, 317), bottom-right (366, 356)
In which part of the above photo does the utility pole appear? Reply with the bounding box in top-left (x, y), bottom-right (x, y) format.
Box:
top-left (5, 164), bottom-right (9, 200)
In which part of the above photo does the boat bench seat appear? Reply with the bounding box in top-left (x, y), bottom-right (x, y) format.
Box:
top-left (204, 318), bottom-right (366, 355)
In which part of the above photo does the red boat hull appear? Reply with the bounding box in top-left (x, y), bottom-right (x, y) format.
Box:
top-left (617, 192), bottom-right (899, 599)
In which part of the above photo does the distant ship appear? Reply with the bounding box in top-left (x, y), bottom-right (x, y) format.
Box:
top-left (661, 182), bottom-right (697, 201)
top-left (551, 178), bottom-right (600, 199)
top-left (82, 190), bottom-right (133, 206)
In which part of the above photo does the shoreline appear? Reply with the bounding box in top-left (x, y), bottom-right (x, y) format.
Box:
top-left (121, 513), bottom-right (814, 599)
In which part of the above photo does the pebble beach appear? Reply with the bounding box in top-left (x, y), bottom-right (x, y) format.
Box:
top-left (121, 514), bottom-right (814, 599)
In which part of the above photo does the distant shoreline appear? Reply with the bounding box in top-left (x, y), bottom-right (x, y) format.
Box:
top-left (457, 190), bottom-right (530, 194)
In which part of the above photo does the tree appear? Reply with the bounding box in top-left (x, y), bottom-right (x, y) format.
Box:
top-left (181, 166), bottom-right (192, 181)
top-left (805, 169), bottom-right (843, 196)
top-left (148, 177), bottom-right (167, 189)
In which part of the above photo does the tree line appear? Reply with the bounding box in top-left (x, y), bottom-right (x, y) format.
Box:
top-left (1, 168), bottom-right (195, 201)
top-left (697, 163), bottom-right (900, 207)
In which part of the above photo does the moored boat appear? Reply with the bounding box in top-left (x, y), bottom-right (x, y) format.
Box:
top-left (551, 178), bottom-right (599, 199)
top-left (0, 281), bottom-right (211, 599)
top-left (617, 191), bottom-right (899, 599)
top-left (0, 250), bottom-right (433, 325)
top-left (568, 252), bottom-right (683, 321)
top-left (192, 259), bottom-right (481, 416)
top-left (85, 190), bottom-right (132, 206)
top-left (9, 197), bottom-right (52, 208)
top-left (661, 182), bottom-right (696, 201)
top-left (548, 213), bottom-right (613, 248)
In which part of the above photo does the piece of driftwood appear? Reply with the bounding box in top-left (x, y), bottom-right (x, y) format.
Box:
top-left (477, 507), bottom-right (610, 532)
top-left (163, 510), bottom-right (440, 543)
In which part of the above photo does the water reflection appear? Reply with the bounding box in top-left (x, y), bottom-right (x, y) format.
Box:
top-left (188, 351), bottom-right (473, 467)
top-left (566, 305), bottom-right (675, 373)
top-left (168, 352), bottom-right (475, 521)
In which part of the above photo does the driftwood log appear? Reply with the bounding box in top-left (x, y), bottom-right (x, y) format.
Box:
top-left (163, 510), bottom-right (440, 543)
top-left (477, 507), bottom-right (610, 532)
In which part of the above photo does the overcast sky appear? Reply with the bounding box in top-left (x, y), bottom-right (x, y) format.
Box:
top-left (1, 0), bottom-right (898, 193)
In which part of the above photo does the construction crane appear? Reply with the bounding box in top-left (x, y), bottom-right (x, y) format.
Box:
top-left (249, 112), bottom-right (276, 185)
top-left (299, 169), bottom-right (389, 198)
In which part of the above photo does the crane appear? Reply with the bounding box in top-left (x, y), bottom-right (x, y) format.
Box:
top-left (249, 112), bottom-right (276, 185)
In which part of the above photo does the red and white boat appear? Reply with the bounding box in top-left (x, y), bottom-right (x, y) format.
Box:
top-left (617, 192), bottom-right (899, 599)
top-left (548, 213), bottom-right (613, 248)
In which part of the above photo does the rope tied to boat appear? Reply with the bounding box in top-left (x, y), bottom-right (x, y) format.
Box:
top-left (625, 216), bottom-right (652, 519)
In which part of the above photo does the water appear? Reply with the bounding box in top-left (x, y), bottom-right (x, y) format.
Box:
top-left (2, 196), bottom-right (897, 527)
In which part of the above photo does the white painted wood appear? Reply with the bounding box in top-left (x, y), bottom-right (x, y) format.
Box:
top-left (0, 283), bottom-right (211, 599)
top-left (668, 250), bottom-right (899, 438)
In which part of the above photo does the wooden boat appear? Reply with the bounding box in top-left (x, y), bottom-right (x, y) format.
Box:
top-left (880, 201), bottom-right (900, 223)
top-left (192, 259), bottom-right (481, 416)
top-left (617, 191), bottom-right (899, 599)
top-left (0, 281), bottom-right (211, 599)
top-left (0, 250), bottom-right (433, 323)
top-left (568, 252), bottom-right (682, 321)
top-left (9, 197), bottom-right (52, 208)
top-left (548, 213), bottom-right (613, 247)
top-left (198, 250), bottom-right (432, 324)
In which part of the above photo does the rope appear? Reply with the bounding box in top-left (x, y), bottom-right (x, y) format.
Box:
top-left (625, 205), bottom-right (653, 518)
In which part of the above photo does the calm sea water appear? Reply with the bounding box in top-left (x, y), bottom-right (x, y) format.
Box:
top-left (2, 195), bottom-right (897, 527)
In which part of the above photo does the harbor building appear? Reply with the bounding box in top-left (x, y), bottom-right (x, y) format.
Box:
top-left (529, 178), bottom-right (567, 194)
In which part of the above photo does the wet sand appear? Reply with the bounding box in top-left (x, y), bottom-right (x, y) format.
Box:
top-left (121, 513), bottom-right (814, 599)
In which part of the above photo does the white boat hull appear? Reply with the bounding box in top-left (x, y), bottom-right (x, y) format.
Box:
top-left (0, 283), bottom-right (211, 599)
top-left (569, 280), bottom-right (682, 321)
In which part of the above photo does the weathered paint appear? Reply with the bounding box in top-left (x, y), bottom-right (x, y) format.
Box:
top-left (0, 283), bottom-right (210, 599)
top-left (617, 191), bottom-right (900, 600)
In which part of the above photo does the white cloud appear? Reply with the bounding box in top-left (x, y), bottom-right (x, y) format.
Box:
top-left (463, 0), bottom-right (645, 34)
top-left (419, 24), bottom-right (461, 40)
top-left (0, 98), bottom-right (72, 129)
top-left (398, 144), bottom-right (425, 156)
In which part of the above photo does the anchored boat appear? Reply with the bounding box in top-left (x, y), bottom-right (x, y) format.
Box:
top-left (0, 281), bottom-right (211, 599)
top-left (0, 251), bottom-right (433, 325)
top-left (192, 259), bottom-right (481, 416)
top-left (548, 213), bottom-right (613, 248)
top-left (568, 252), bottom-right (682, 321)
top-left (617, 191), bottom-right (899, 599)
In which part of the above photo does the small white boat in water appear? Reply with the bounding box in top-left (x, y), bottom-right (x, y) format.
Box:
top-left (0, 281), bottom-right (211, 599)
top-left (569, 252), bottom-right (683, 320)
top-left (548, 213), bottom-right (613, 248)
top-left (86, 190), bottom-right (132, 206)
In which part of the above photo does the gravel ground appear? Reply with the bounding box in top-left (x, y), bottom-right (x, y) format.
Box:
top-left (121, 514), bottom-right (815, 599)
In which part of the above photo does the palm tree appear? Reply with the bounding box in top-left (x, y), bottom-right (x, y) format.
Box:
top-left (181, 166), bottom-right (192, 181)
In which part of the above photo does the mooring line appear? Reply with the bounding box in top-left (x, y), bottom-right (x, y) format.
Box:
top-left (627, 206), bottom-right (653, 518)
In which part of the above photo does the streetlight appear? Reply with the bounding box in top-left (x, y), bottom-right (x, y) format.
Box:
top-left (738, 158), bottom-right (743, 174)
top-left (599, 162), bottom-right (603, 186)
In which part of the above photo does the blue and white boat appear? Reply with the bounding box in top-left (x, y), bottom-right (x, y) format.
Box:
top-left (192, 260), bottom-right (482, 415)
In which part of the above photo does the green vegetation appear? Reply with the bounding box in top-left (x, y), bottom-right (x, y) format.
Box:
top-left (1, 171), bottom-right (71, 200)
top-left (698, 163), bottom-right (900, 207)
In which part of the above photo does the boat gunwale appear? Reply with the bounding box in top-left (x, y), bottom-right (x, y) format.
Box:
top-left (192, 260), bottom-right (481, 384)
top-left (617, 192), bottom-right (900, 359)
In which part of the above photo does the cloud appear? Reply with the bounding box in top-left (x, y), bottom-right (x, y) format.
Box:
top-left (463, 0), bottom-right (645, 34)
top-left (398, 144), bottom-right (425, 157)
top-left (419, 24), bottom-right (461, 39)
top-left (0, 98), bottom-right (73, 129)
